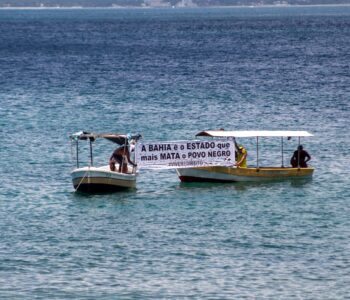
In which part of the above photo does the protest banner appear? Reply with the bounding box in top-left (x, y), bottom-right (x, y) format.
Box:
top-left (135, 140), bottom-right (235, 169)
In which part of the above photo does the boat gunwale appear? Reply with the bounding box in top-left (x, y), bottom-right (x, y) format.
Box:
top-left (71, 165), bottom-right (137, 178)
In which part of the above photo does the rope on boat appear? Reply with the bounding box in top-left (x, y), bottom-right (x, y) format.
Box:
top-left (74, 166), bottom-right (90, 192)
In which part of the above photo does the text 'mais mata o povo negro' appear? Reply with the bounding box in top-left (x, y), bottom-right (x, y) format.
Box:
top-left (135, 140), bottom-right (235, 169)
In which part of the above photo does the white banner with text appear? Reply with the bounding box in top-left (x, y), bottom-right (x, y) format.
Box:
top-left (135, 140), bottom-right (235, 169)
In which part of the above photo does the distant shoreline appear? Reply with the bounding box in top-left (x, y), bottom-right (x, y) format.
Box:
top-left (1, 4), bottom-right (350, 10)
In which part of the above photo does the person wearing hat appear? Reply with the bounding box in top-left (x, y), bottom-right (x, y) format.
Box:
top-left (290, 145), bottom-right (311, 168)
top-left (233, 138), bottom-right (247, 168)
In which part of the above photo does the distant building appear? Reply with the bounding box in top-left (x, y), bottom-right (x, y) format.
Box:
top-left (175, 0), bottom-right (198, 7)
top-left (143, 0), bottom-right (170, 7)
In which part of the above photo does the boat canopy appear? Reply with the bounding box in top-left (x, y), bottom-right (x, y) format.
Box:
top-left (70, 131), bottom-right (142, 145)
top-left (196, 130), bottom-right (313, 138)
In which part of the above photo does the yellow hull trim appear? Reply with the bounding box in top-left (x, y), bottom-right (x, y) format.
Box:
top-left (197, 166), bottom-right (314, 178)
top-left (177, 166), bottom-right (314, 182)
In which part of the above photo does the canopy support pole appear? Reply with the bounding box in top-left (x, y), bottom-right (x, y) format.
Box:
top-left (121, 138), bottom-right (127, 172)
top-left (281, 137), bottom-right (284, 167)
top-left (76, 140), bottom-right (79, 168)
top-left (89, 139), bottom-right (93, 166)
top-left (297, 137), bottom-right (301, 168)
top-left (256, 136), bottom-right (259, 168)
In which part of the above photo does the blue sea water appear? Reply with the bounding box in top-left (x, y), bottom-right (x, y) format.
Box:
top-left (0, 5), bottom-right (350, 299)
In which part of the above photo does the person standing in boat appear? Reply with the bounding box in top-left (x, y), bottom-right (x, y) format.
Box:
top-left (233, 138), bottom-right (247, 168)
top-left (290, 145), bottom-right (311, 168)
top-left (109, 144), bottom-right (137, 173)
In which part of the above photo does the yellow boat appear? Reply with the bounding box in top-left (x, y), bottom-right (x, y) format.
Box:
top-left (176, 130), bottom-right (314, 182)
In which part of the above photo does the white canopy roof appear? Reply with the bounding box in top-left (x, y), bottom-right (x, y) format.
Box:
top-left (196, 130), bottom-right (313, 138)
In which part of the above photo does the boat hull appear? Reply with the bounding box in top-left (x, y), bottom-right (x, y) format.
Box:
top-left (71, 166), bottom-right (136, 193)
top-left (176, 166), bottom-right (314, 182)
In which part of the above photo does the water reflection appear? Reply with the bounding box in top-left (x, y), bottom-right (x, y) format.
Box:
top-left (179, 177), bottom-right (313, 191)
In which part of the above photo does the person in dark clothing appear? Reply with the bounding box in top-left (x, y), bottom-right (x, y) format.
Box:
top-left (109, 144), bottom-right (137, 173)
top-left (290, 145), bottom-right (311, 168)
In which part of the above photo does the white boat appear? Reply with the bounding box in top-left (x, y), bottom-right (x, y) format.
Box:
top-left (70, 132), bottom-right (140, 193)
top-left (176, 130), bottom-right (314, 182)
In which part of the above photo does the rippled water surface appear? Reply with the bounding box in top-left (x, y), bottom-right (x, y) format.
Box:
top-left (0, 6), bottom-right (350, 299)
